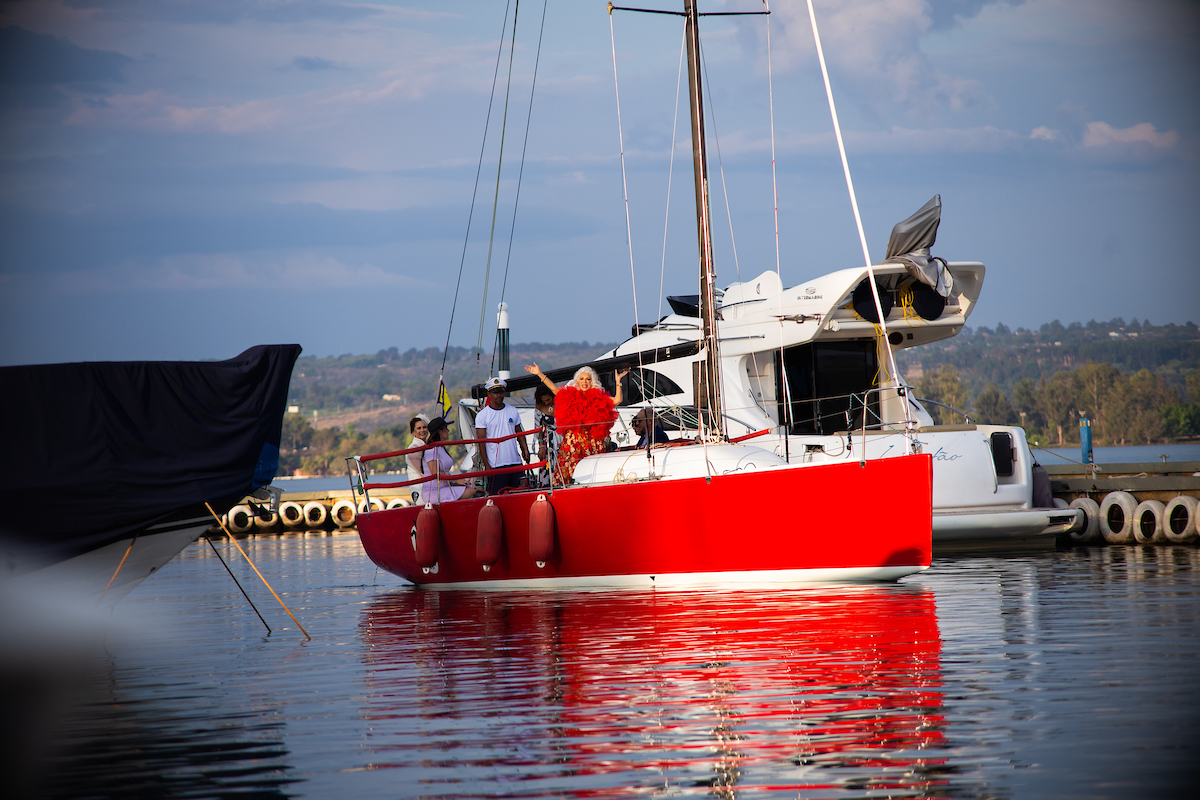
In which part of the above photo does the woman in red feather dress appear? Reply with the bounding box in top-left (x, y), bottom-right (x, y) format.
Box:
top-left (524, 362), bottom-right (626, 485)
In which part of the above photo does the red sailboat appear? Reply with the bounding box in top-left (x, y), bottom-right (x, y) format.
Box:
top-left (350, 1), bottom-right (932, 588)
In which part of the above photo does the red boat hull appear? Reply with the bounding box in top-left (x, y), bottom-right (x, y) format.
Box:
top-left (356, 453), bottom-right (932, 587)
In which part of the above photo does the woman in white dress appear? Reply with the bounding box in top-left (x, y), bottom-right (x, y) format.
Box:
top-left (423, 417), bottom-right (477, 503)
top-left (405, 415), bottom-right (429, 504)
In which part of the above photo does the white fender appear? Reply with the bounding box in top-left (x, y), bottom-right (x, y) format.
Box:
top-left (386, 497), bottom-right (410, 509)
top-left (1068, 497), bottom-right (1101, 544)
top-left (1132, 500), bottom-right (1166, 544)
top-left (1099, 491), bottom-right (1138, 544)
top-left (1163, 495), bottom-right (1199, 544)
top-left (251, 506), bottom-right (278, 530)
top-left (331, 499), bottom-right (357, 528)
top-left (303, 501), bottom-right (329, 527)
top-left (278, 500), bottom-right (305, 528)
top-left (226, 504), bottom-right (254, 534)
top-left (357, 497), bottom-right (384, 514)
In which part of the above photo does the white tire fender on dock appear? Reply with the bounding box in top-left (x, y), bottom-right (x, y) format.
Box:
top-left (1068, 497), bottom-right (1101, 544)
top-left (331, 499), bottom-right (357, 528)
top-left (1163, 496), bottom-right (1199, 544)
top-left (357, 497), bottom-right (384, 514)
top-left (251, 504), bottom-right (279, 530)
top-left (386, 497), bottom-right (410, 509)
top-left (303, 501), bottom-right (329, 527)
top-left (1133, 500), bottom-right (1166, 544)
top-left (226, 504), bottom-right (254, 534)
top-left (278, 500), bottom-right (305, 528)
top-left (1100, 492), bottom-right (1138, 544)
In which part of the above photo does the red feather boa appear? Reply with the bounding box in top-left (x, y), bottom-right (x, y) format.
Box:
top-left (554, 386), bottom-right (617, 441)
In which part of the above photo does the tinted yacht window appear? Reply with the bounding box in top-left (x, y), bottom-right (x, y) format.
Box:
top-left (775, 340), bottom-right (879, 434)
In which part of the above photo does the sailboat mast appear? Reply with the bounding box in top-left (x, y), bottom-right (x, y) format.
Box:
top-left (683, 0), bottom-right (724, 439)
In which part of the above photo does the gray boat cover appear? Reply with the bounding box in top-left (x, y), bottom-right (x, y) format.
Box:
top-left (0, 344), bottom-right (301, 565)
top-left (883, 194), bottom-right (954, 298)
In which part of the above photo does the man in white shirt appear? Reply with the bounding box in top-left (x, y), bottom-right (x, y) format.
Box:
top-left (475, 377), bottom-right (530, 495)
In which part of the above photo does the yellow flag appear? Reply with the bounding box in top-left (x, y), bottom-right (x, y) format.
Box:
top-left (437, 379), bottom-right (452, 417)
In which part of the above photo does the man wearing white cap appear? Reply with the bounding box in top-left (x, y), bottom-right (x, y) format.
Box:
top-left (475, 376), bottom-right (529, 495)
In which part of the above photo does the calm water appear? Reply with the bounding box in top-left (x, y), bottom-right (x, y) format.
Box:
top-left (9, 532), bottom-right (1200, 799)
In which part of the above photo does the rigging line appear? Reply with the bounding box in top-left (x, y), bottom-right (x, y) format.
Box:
top-left (658, 25), bottom-right (687, 327)
top-left (764, 1), bottom-right (792, 451)
top-left (804, 0), bottom-right (911, 450)
top-left (490, 0), bottom-right (549, 376)
top-left (609, 7), bottom-right (642, 364)
top-left (476, 0), bottom-right (522, 382)
top-left (440, 0), bottom-right (514, 387)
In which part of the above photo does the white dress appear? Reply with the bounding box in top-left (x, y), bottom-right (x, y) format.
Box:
top-left (426, 446), bottom-right (465, 504)
top-left (406, 436), bottom-right (426, 504)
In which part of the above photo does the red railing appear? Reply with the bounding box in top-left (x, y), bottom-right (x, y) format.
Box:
top-left (357, 427), bottom-right (547, 493)
top-left (364, 461), bottom-right (548, 492)
top-left (359, 426), bottom-right (542, 463)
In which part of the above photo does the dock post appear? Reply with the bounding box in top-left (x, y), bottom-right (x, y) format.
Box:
top-left (1080, 417), bottom-right (1093, 468)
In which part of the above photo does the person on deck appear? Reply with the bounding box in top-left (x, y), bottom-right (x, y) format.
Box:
top-left (631, 407), bottom-right (670, 448)
top-left (405, 414), bottom-right (429, 505)
top-left (474, 377), bottom-right (530, 495)
top-left (532, 384), bottom-right (560, 489)
top-left (424, 417), bottom-right (477, 503)
top-left (524, 362), bottom-right (627, 485)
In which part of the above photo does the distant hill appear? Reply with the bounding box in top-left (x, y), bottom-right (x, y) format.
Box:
top-left (288, 341), bottom-right (619, 433)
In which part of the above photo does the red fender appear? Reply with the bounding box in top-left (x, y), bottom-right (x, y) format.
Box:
top-left (528, 493), bottom-right (556, 565)
top-left (415, 504), bottom-right (440, 569)
top-left (477, 499), bottom-right (504, 569)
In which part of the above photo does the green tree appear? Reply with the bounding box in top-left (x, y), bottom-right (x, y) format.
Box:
top-left (973, 383), bottom-right (1016, 425)
top-left (1011, 377), bottom-right (1042, 431)
top-left (1075, 361), bottom-right (1119, 442)
top-left (1037, 370), bottom-right (1079, 445)
top-left (917, 365), bottom-right (970, 425)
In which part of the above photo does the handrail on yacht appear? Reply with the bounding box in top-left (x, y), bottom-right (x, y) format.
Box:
top-left (914, 397), bottom-right (974, 425)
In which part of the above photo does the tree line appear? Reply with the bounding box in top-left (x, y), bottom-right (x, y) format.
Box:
top-left (917, 363), bottom-right (1200, 446)
top-left (904, 318), bottom-right (1199, 445)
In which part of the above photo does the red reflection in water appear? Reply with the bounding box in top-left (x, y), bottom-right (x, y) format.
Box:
top-left (360, 587), bottom-right (945, 796)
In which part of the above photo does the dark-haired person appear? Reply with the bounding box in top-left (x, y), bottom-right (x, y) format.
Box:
top-left (424, 417), bottom-right (477, 503)
top-left (532, 383), bottom-right (559, 488)
top-left (405, 414), bottom-right (429, 504)
top-left (631, 407), bottom-right (670, 448)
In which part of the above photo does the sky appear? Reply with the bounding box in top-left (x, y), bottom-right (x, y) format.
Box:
top-left (0, 0), bottom-right (1197, 366)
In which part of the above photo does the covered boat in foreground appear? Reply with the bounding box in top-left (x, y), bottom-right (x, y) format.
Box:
top-left (0, 344), bottom-right (302, 606)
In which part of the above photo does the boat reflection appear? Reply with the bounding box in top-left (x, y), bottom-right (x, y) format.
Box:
top-left (360, 586), bottom-right (949, 797)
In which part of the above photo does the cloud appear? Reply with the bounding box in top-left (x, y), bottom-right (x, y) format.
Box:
top-left (1082, 121), bottom-right (1179, 151)
top-left (50, 253), bottom-right (432, 293)
top-left (1030, 126), bottom-right (1058, 141)
top-left (750, 0), bottom-right (992, 113)
top-left (289, 56), bottom-right (343, 72)
top-left (0, 25), bottom-right (131, 86)
top-left (58, 0), bottom-right (383, 26)
top-left (64, 89), bottom-right (289, 133)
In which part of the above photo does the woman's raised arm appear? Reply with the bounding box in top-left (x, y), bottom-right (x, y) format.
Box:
top-left (524, 362), bottom-right (560, 395)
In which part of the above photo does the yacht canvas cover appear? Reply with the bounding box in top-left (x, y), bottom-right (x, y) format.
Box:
top-left (883, 194), bottom-right (954, 297)
top-left (0, 344), bottom-right (301, 565)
